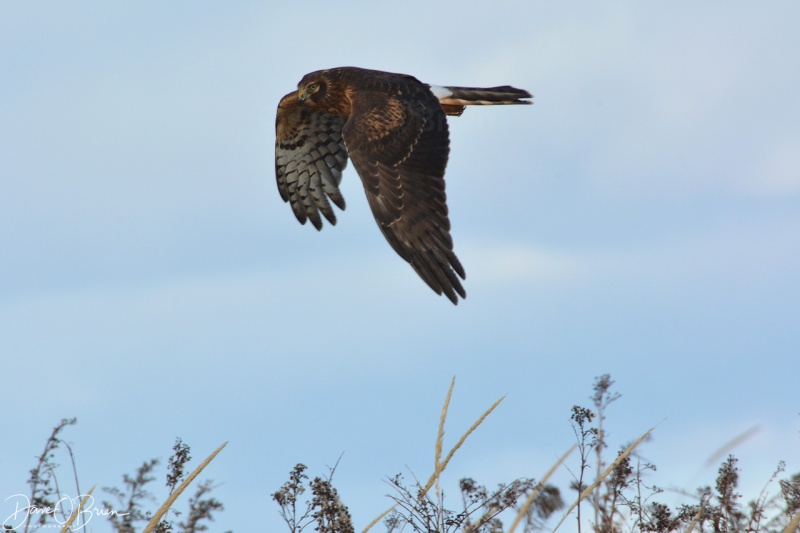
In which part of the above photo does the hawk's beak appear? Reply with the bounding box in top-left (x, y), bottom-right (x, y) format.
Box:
top-left (297, 88), bottom-right (307, 102)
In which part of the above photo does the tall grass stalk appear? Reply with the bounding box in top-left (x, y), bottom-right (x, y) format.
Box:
top-left (58, 486), bottom-right (95, 533)
top-left (508, 445), bottom-right (576, 533)
top-left (553, 426), bottom-right (655, 532)
top-left (141, 441), bottom-right (228, 533)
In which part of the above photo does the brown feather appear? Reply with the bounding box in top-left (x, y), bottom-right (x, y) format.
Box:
top-left (274, 67), bottom-right (532, 303)
top-left (275, 91), bottom-right (348, 229)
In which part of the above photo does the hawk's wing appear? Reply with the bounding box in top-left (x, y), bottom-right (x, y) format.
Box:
top-left (275, 91), bottom-right (349, 230)
top-left (342, 82), bottom-right (466, 304)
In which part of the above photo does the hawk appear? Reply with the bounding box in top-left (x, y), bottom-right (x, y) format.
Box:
top-left (275, 66), bottom-right (531, 304)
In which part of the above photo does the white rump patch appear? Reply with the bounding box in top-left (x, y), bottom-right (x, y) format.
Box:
top-left (428, 84), bottom-right (453, 101)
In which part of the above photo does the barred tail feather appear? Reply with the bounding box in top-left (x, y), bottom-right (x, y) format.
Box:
top-left (441, 85), bottom-right (532, 105)
top-left (429, 84), bottom-right (532, 116)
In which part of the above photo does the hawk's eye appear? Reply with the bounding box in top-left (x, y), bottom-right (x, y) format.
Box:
top-left (307, 83), bottom-right (319, 93)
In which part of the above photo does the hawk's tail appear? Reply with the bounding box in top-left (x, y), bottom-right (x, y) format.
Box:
top-left (430, 84), bottom-right (532, 116)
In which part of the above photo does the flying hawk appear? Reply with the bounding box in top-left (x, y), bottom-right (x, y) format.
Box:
top-left (275, 66), bottom-right (532, 304)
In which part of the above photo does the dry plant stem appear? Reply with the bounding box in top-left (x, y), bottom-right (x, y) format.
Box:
top-left (26, 419), bottom-right (75, 533)
top-left (364, 379), bottom-right (504, 533)
top-left (436, 377), bottom-right (456, 471)
top-left (749, 462), bottom-right (786, 532)
top-left (635, 459), bottom-right (644, 528)
top-left (142, 441), bottom-right (228, 533)
top-left (434, 377), bottom-right (456, 530)
top-left (421, 394), bottom-right (505, 498)
top-left (784, 511), bottom-right (800, 533)
top-left (552, 426), bottom-right (655, 533)
top-left (64, 442), bottom-right (84, 530)
top-left (594, 415), bottom-right (604, 530)
top-left (58, 485), bottom-right (95, 533)
top-left (704, 426), bottom-right (761, 467)
top-left (684, 494), bottom-right (712, 533)
top-left (361, 503), bottom-right (397, 533)
top-left (508, 445), bottom-right (576, 533)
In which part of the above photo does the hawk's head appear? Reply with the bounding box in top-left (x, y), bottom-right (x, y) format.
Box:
top-left (297, 80), bottom-right (322, 102)
top-left (296, 69), bottom-right (351, 117)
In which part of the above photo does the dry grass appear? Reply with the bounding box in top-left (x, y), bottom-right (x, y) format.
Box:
top-left (683, 493), bottom-right (712, 533)
top-left (508, 445), bottom-right (576, 533)
top-left (784, 509), bottom-right (800, 533)
top-left (58, 485), bottom-right (95, 533)
top-left (362, 503), bottom-right (398, 533)
top-left (364, 377), bottom-right (505, 533)
top-left (421, 389), bottom-right (505, 497)
top-left (141, 441), bottom-right (228, 533)
top-left (333, 376), bottom-right (799, 533)
top-left (11, 420), bottom-right (230, 533)
top-left (552, 426), bottom-right (655, 532)
top-left (704, 426), bottom-right (761, 467)
top-left (19, 374), bottom-right (797, 533)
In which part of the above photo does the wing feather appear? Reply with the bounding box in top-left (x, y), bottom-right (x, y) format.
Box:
top-left (342, 81), bottom-right (466, 303)
top-left (275, 91), bottom-right (348, 230)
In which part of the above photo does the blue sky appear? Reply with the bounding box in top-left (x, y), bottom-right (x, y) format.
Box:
top-left (2, 2), bottom-right (799, 532)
